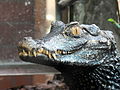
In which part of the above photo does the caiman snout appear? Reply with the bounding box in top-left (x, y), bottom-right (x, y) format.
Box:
top-left (18, 37), bottom-right (42, 57)
top-left (18, 37), bottom-right (59, 59)
top-left (18, 36), bottom-right (75, 59)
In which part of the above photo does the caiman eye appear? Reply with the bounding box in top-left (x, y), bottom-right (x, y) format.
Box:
top-left (70, 25), bottom-right (81, 36)
top-left (63, 25), bottom-right (82, 38)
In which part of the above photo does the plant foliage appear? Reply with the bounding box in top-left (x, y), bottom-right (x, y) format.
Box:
top-left (108, 18), bottom-right (120, 28)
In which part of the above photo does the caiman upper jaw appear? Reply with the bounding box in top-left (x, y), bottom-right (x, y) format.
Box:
top-left (18, 37), bottom-right (51, 58)
top-left (18, 40), bottom-right (86, 60)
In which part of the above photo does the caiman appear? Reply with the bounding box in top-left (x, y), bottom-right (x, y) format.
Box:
top-left (18, 21), bottom-right (120, 90)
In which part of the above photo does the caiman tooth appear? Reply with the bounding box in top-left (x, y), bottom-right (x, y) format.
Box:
top-left (28, 51), bottom-right (33, 56)
top-left (33, 51), bottom-right (37, 57)
top-left (22, 50), bottom-right (28, 56)
top-left (38, 48), bottom-right (44, 53)
top-left (28, 51), bottom-right (31, 56)
top-left (42, 49), bottom-right (46, 54)
top-left (45, 50), bottom-right (49, 55)
top-left (48, 53), bottom-right (52, 59)
top-left (52, 53), bottom-right (57, 59)
top-left (42, 49), bottom-right (48, 54)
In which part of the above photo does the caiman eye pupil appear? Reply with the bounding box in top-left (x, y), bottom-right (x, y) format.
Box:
top-left (63, 25), bottom-right (82, 38)
top-left (70, 26), bottom-right (81, 36)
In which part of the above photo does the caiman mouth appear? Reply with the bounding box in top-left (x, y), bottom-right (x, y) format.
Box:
top-left (18, 42), bottom-right (87, 60)
top-left (18, 39), bottom-right (110, 62)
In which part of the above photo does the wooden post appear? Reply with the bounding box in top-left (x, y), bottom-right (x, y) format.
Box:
top-left (34, 0), bottom-right (56, 38)
top-left (34, 0), bottom-right (46, 38)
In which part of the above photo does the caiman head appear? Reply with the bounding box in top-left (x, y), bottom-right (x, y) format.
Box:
top-left (18, 21), bottom-right (116, 67)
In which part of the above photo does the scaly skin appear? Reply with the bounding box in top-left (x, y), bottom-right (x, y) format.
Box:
top-left (18, 21), bottom-right (120, 90)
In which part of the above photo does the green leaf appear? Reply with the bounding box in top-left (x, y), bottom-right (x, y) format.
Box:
top-left (115, 23), bottom-right (120, 28)
top-left (107, 18), bottom-right (120, 28)
top-left (107, 18), bottom-right (116, 23)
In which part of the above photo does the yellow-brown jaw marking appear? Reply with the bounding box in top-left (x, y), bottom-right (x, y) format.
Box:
top-left (18, 46), bottom-right (75, 60)
top-left (18, 47), bottom-right (58, 60)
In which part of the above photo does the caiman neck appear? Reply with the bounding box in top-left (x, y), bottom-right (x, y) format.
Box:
top-left (54, 64), bottom-right (98, 90)
top-left (54, 63), bottom-right (119, 90)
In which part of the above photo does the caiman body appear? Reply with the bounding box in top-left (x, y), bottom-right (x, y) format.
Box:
top-left (18, 21), bottom-right (120, 90)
